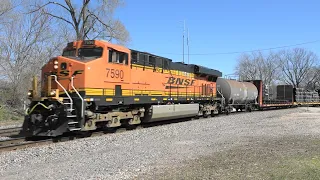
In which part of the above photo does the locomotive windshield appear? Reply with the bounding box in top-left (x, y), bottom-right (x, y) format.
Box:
top-left (62, 47), bottom-right (103, 61)
top-left (78, 47), bottom-right (103, 58)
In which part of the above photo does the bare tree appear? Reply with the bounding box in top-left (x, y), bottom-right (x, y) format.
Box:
top-left (0, 8), bottom-right (54, 108)
top-left (304, 66), bottom-right (320, 90)
top-left (278, 48), bottom-right (318, 88)
top-left (0, 0), bottom-right (20, 24)
top-left (0, 0), bottom-right (17, 82)
top-left (235, 53), bottom-right (258, 80)
top-left (235, 51), bottom-right (280, 86)
top-left (29, 0), bottom-right (130, 44)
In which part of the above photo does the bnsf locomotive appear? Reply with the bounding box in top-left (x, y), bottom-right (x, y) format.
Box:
top-left (22, 40), bottom-right (320, 137)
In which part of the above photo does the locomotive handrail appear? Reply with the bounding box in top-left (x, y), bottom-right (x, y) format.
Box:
top-left (71, 76), bottom-right (84, 118)
top-left (51, 75), bottom-right (73, 111)
top-left (216, 88), bottom-right (225, 105)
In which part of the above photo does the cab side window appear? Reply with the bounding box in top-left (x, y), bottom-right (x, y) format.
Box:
top-left (163, 60), bottom-right (169, 69)
top-left (149, 56), bottom-right (155, 66)
top-left (108, 49), bottom-right (128, 65)
top-left (131, 51), bottom-right (138, 63)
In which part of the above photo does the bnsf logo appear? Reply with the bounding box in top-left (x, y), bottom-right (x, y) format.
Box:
top-left (167, 77), bottom-right (195, 86)
top-left (44, 70), bottom-right (83, 77)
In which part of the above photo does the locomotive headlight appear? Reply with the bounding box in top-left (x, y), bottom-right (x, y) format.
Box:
top-left (27, 90), bottom-right (33, 98)
top-left (54, 60), bottom-right (58, 65)
top-left (53, 65), bottom-right (58, 69)
top-left (50, 90), bottom-right (56, 96)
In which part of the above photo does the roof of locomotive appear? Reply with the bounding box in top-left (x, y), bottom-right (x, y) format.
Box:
top-left (62, 40), bottom-right (222, 77)
top-left (130, 48), bottom-right (222, 77)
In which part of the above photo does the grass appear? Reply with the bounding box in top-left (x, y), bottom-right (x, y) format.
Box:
top-left (137, 136), bottom-right (320, 180)
top-left (268, 155), bottom-right (320, 180)
top-left (0, 105), bottom-right (24, 126)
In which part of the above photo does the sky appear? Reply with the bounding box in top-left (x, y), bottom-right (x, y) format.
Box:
top-left (114, 0), bottom-right (320, 76)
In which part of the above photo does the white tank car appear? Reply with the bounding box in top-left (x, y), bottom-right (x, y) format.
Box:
top-left (216, 78), bottom-right (258, 104)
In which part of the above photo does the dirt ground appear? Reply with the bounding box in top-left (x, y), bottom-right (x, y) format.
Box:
top-left (1, 107), bottom-right (320, 180)
top-left (136, 135), bottom-right (320, 180)
top-left (136, 107), bottom-right (320, 180)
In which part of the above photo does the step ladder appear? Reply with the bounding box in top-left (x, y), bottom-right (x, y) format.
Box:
top-left (51, 75), bottom-right (84, 132)
top-left (63, 97), bottom-right (81, 131)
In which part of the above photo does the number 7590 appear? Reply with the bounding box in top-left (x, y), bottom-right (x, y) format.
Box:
top-left (106, 68), bottom-right (124, 79)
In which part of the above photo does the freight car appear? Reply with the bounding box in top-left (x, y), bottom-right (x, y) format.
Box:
top-left (294, 88), bottom-right (320, 106)
top-left (216, 78), bottom-right (258, 112)
top-left (21, 40), bottom-right (320, 138)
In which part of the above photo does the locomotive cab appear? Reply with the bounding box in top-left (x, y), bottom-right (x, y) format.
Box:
top-left (22, 39), bottom-right (224, 138)
top-left (22, 40), bottom-right (132, 137)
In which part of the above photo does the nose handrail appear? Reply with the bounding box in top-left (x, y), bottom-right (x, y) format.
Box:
top-left (50, 75), bottom-right (73, 111)
top-left (71, 76), bottom-right (84, 118)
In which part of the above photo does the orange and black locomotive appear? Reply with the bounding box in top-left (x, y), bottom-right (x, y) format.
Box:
top-left (22, 40), bottom-right (223, 137)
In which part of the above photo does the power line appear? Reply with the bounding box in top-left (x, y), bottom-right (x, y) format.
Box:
top-left (155, 40), bottom-right (320, 56)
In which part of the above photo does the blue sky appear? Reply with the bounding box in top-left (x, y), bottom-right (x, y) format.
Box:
top-left (115, 0), bottom-right (320, 76)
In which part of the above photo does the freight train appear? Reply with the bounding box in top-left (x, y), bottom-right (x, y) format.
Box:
top-left (21, 40), bottom-right (320, 138)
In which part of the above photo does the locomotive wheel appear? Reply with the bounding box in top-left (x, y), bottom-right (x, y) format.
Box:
top-left (210, 110), bottom-right (216, 117)
top-left (76, 131), bottom-right (93, 138)
top-left (225, 105), bottom-right (232, 115)
top-left (245, 105), bottom-right (252, 112)
top-left (203, 111), bottom-right (210, 118)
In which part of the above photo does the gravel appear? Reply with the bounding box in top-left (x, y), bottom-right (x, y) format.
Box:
top-left (0, 107), bottom-right (320, 180)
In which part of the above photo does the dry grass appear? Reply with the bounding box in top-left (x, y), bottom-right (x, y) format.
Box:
top-left (0, 105), bottom-right (24, 126)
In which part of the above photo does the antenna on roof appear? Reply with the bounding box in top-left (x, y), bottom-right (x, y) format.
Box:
top-left (187, 28), bottom-right (189, 64)
top-left (182, 20), bottom-right (185, 64)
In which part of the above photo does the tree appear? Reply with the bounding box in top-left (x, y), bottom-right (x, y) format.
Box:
top-left (235, 51), bottom-right (279, 86)
top-left (304, 66), bottom-right (320, 90)
top-left (0, 5), bottom-right (56, 108)
top-left (0, 0), bottom-right (19, 82)
top-left (278, 48), bottom-right (318, 88)
top-left (29, 0), bottom-right (130, 44)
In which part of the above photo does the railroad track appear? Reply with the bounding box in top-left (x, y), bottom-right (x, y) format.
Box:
top-left (0, 127), bottom-right (22, 137)
top-left (0, 137), bottom-right (53, 152)
top-left (0, 107), bottom-right (288, 153)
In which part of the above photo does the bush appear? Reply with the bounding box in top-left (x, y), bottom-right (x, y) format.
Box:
top-left (0, 104), bottom-right (24, 122)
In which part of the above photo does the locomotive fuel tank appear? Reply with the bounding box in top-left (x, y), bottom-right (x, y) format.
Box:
top-left (143, 104), bottom-right (199, 122)
top-left (217, 78), bottom-right (258, 104)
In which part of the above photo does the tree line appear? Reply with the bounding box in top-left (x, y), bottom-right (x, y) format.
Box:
top-left (235, 48), bottom-right (320, 90)
top-left (0, 0), bottom-right (130, 111)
